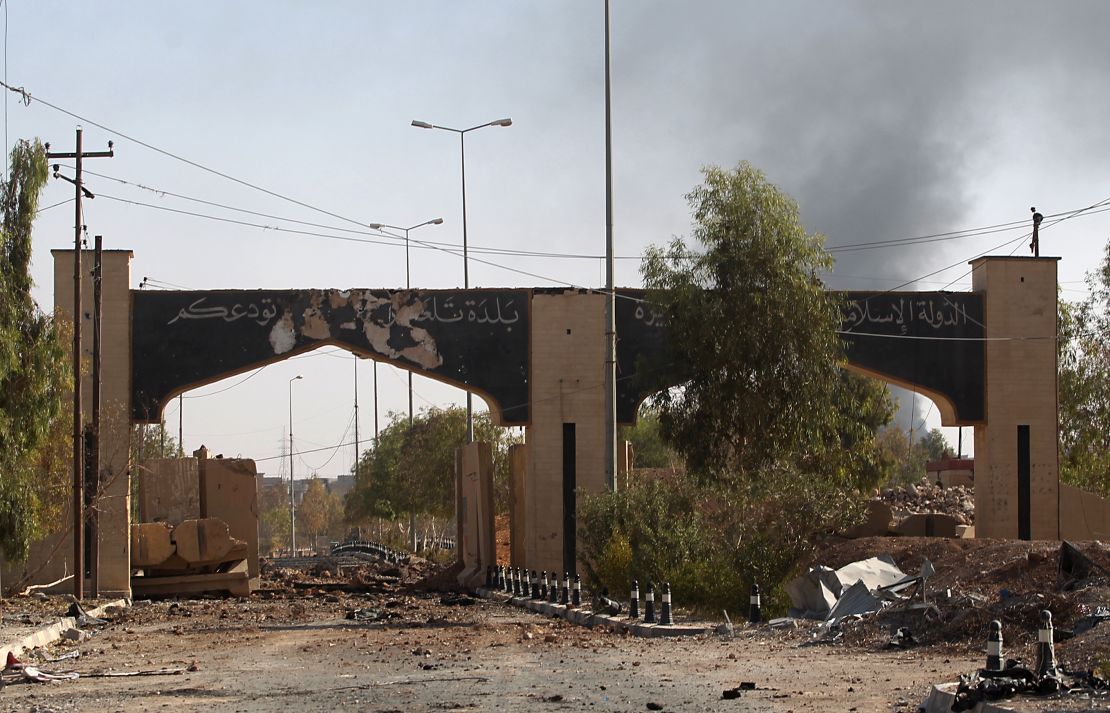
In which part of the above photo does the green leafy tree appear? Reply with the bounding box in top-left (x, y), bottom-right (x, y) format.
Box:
top-left (873, 426), bottom-right (952, 487)
top-left (345, 406), bottom-right (521, 530)
top-left (620, 406), bottom-right (677, 470)
top-left (640, 162), bottom-right (848, 483)
top-left (582, 162), bottom-right (895, 613)
top-left (0, 139), bottom-right (70, 562)
top-left (131, 423), bottom-right (184, 461)
top-left (1059, 241), bottom-right (1110, 495)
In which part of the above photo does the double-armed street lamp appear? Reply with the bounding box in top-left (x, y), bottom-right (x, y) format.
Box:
top-left (368, 218), bottom-right (444, 429)
top-left (411, 117), bottom-right (512, 442)
top-left (288, 374), bottom-right (303, 553)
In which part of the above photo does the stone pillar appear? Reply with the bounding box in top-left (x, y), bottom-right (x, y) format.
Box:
top-left (508, 442), bottom-right (528, 567)
top-left (455, 441), bottom-right (494, 589)
top-left (525, 291), bottom-right (608, 575)
top-left (48, 249), bottom-right (134, 596)
top-left (971, 256), bottom-right (1059, 540)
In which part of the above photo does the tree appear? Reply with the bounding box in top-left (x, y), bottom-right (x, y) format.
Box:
top-left (620, 406), bottom-right (677, 470)
top-left (1059, 240), bottom-right (1110, 495)
top-left (131, 423), bottom-right (184, 461)
top-left (640, 161), bottom-right (878, 485)
top-left (345, 406), bottom-right (521, 534)
top-left (0, 139), bottom-right (70, 562)
top-left (581, 162), bottom-right (896, 613)
top-left (872, 426), bottom-right (952, 487)
top-left (297, 476), bottom-right (341, 543)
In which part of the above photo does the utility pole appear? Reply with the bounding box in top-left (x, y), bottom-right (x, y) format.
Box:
top-left (353, 356), bottom-right (360, 478)
top-left (46, 127), bottom-right (113, 601)
top-left (89, 235), bottom-right (104, 597)
top-left (603, 0), bottom-right (618, 492)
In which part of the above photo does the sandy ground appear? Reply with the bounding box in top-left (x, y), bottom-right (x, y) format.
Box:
top-left (5, 536), bottom-right (1110, 712)
top-left (0, 593), bottom-right (979, 713)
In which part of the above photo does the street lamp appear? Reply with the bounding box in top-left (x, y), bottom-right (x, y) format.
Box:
top-left (368, 218), bottom-right (445, 430)
top-left (288, 374), bottom-right (303, 554)
top-left (411, 117), bottom-right (512, 441)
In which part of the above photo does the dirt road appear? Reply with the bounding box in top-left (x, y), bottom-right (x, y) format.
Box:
top-left (1, 593), bottom-right (978, 713)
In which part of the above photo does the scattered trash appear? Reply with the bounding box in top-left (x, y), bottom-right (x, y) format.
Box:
top-left (83, 667), bottom-right (186, 678)
top-left (1073, 606), bottom-right (1110, 635)
top-left (887, 626), bottom-right (916, 648)
top-left (439, 595), bottom-right (475, 606)
top-left (48, 650), bottom-right (81, 663)
top-left (768, 617), bottom-right (797, 629)
top-left (646, 702), bottom-right (664, 710)
top-left (716, 610), bottom-right (734, 637)
top-left (67, 599), bottom-right (108, 627)
top-left (721, 682), bottom-right (757, 699)
top-left (21, 666), bottom-right (79, 682)
top-left (345, 608), bottom-right (388, 621)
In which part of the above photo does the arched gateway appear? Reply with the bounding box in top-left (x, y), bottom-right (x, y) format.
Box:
top-left (20, 249), bottom-right (1097, 597)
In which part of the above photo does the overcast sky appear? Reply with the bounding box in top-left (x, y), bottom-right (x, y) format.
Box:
top-left (10, 1), bottom-right (1110, 475)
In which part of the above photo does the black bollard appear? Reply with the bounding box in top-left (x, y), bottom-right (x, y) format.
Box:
top-left (644, 582), bottom-right (656, 624)
top-left (1035, 610), bottom-right (1060, 681)
top-left (572, 573), bottom-right (582, 607)
top-left (549, 574), bottom-right (559, 603)
top-left (561, 572), bottom-right (570, 606)
top-left (540, 571), bottom-right (548, 600)
top-left (486, 565), bottom-right (494, 588)
top-left (513, 568), bottom-right (523, 597)
top-left (749, 583), bottom-right (761, 624)
top-left (986, 620), bottom-right (1003, 671)
top-left (629, 579), bottom-right (640, 619)
top-left (497, 565), bottom-right (505, 591)
top-left (531, 570), bottom-right (540, 600)
top-left (660, 582), bottom-right (674, 625)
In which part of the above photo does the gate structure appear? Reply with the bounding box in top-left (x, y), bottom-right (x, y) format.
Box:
top-left (6, 249), bottom-right (1100, 597)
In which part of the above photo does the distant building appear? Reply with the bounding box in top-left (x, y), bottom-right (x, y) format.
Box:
top-left (926, 457), bottom-right (974, 488)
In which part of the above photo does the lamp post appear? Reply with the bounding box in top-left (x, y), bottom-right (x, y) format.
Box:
top-left (288, 374), bottom-right (303, 554)
top-left (411, 117), bottom-right (512, 442)
top-left (368, 218), bottom-right (444, 429)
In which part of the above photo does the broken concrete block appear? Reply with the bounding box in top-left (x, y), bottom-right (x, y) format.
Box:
top-left (61, 627), bottom-right (87, 642)
top-left (172, 518), bottom-right (234, 564)
top-left (131, 522), bottom-right (176, 567)
top-left (843, 499), bottom-right (894, 538)
top-left (894, 513), bottom-right (960, 538)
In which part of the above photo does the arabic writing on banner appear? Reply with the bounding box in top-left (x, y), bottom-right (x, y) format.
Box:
top-left (132, 288), bottom-right (531, 424)
top-left (841, 293), bottom-right (977, 336)
top-left (166, 293), bottom-right (522, 329)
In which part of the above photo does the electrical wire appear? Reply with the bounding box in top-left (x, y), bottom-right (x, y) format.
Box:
top-left (70, 163), bottom-right (1110, 263)
top-left (298, 410), bottom-right (356, 473)
top-left (35, 197), bottom-right (75, 214)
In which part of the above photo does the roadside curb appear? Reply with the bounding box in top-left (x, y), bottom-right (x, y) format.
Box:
top-left (475, 588), bottom-right (709, 638)
top-left (0, 598), bottom-right (131, 662)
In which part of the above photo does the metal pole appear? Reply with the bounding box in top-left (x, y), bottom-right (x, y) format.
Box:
top-left (373, 362), bottom-right (379, 446)
top-left (603, 0), bottom-right (618, 492)
top-left (353, 356), bottom-right (359, 475)
top-left (289, 378), bottom-right (297, 554)
top-left (178, 394), bottom-right (183, 453)
top-left (45, 130), bottom-right (113, 600)
top-left (89, 234), bottom-right (103, 597)
top-left (460, 132), bottom-right (474, 443)
top-left (406, 228), bottom-right (414, 431)
top-left (71, 127), bottom-right (84, 599)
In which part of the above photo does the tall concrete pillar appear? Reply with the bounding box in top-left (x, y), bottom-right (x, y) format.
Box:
top-left (971, 256), bottom-right (1059, 540)
top-left (525, 291), bottom-right (608, 575)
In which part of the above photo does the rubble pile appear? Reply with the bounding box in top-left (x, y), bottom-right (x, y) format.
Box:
top-left (879, 478), bottom-right (975, 525)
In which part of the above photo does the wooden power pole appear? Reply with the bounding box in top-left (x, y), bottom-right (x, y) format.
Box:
top-left (46, 127), bottom-right (113, 600)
